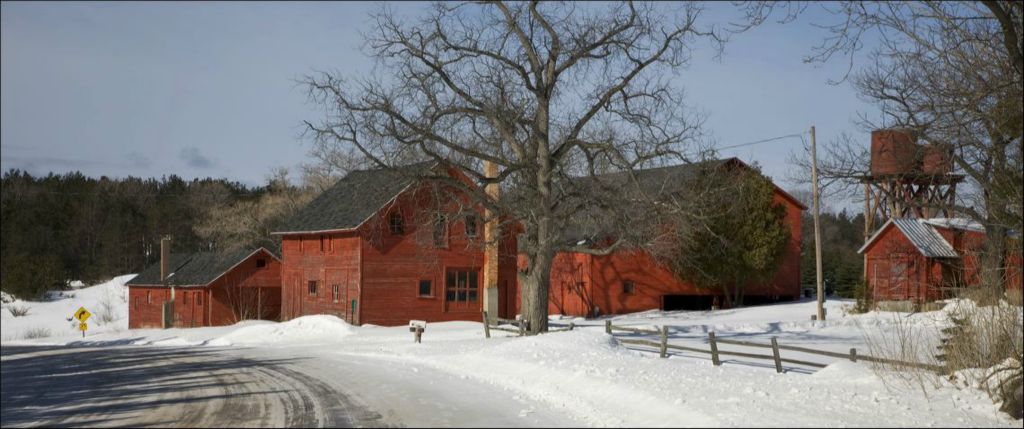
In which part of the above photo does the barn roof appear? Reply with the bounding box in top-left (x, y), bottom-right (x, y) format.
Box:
top-left (858, 218), bottom-right (959, 258)
top-left (273, 161), bottom-right (436, 234)
top-left (126, 247), bottom-right (279, 287)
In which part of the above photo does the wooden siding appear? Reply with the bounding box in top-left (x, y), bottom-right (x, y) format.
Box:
top-left (278, 183), bottom-right (519, 327)
top-left (128, 249), bottom-right (281, 329)
top-left (542, 189), bottom-right (804, 317)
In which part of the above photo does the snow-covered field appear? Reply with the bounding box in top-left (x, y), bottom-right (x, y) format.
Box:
top-left (2, 278), bottom-right (1019, 427)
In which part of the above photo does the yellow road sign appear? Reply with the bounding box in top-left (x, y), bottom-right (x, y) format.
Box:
top-left (79, 322), bottom-right (88, 331)
top-left (74, 307), bottom-right (91, 323)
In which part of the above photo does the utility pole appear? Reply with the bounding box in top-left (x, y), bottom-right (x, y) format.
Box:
top-left (810, 126), bottom-right (825, 322)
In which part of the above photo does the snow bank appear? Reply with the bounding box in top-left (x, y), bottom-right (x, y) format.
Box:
top-left (207, 315), bottom-right (356, 346)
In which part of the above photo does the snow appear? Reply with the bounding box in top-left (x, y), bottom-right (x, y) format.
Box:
top-left (0, 274), bottom-right (135, 342)
top-left (3, 280), bottom-right (1019, 427)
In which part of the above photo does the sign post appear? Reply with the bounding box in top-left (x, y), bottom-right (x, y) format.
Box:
top-left (74, 306), bottom-right (91, 338)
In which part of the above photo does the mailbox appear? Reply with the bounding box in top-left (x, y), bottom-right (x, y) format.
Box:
top-left (409, 320), bottom-right (426, 343)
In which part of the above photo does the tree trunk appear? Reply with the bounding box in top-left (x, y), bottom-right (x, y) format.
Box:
top-left (520, 253), bottom-right (553, 334)
top-left (719, 283), bottom-right (734, 309)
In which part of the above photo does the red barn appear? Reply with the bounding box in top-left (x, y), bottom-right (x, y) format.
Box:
top-left (536, 158), bottom-right (806, 316)
top-left (859, 218), bottom-right (1022, 304)
top-left (272, 162), bottom-right (518, 326)
top-left (127, 247), bottom-right (282, 328)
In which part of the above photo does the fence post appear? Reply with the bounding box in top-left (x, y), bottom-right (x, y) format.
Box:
top-left (709, 331), bottom-right (721, 366)
top-left (605, 319), bottom-right (612, 335)
top-left (482, 311), bottom-right (491, 339)
top-left (660, 326), bottom-right (669, 358)
top-left (569, 321), bottom-right (575, 331)
top-left (849, 348), bottom-right (857, 362)
top-left (770, 337), bottom-right (783, 373)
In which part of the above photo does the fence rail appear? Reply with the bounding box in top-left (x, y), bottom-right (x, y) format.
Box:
top-left (482, 312), bottom-right (575, 338)
top-left (604, 320), bottom-right (944, 373)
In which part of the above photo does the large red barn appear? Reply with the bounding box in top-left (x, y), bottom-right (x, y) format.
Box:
top-left (127, 247), bottom-right (282, 328)
top-left (271, 162), bottom-right (519, 326)
top-left (536, 158), bottom-right (807, 317)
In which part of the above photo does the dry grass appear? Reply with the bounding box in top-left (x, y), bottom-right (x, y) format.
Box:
top-left (21, 327), bottom-right (52, 339)
top-left (7, 305), bottom-right (30, 317)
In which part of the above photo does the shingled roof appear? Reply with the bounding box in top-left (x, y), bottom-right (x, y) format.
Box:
top-left (126, 247), bottom-right (278, 287)
top-left (273, 161), bottom-right (436, 234)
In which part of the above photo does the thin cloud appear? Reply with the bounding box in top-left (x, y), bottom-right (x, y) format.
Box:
top-left (178, 146), bottom-right (216, 169)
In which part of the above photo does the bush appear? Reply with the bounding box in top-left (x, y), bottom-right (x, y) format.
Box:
top-left (8, 305), bottom-right (30, 317)
top-left (21, 327), bottom-right (52, 339)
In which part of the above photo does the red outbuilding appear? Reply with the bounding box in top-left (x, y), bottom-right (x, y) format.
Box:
top-left (127, 247), bottom-right (282, 328)
top-left (271, 162), bottom-right (519, 326)
top-left (536, 158), bottom-right (807, 317)
top-left (858, 218), bottom-right (1022, 304)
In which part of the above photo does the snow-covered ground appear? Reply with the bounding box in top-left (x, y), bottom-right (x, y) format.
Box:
top-left (2, 278), bottom-right (1019, 427)
top-left (1, 274), bottom-right (135, 342)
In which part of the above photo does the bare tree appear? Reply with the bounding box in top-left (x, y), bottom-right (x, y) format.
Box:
top-left (303, 1), bottom-right (724, 333)
top-left (743, 1), bottom-right (1023, 415)
top-left (749, 1), bottom-right (1023, 289)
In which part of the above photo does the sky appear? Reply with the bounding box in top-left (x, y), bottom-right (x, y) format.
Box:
top-left (1, 1), bottom-right (878, 210)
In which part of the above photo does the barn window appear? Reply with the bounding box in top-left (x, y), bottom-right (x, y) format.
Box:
top-left (320, 235), bottom-right (326, 252)
top-left (256, 258), bottom-right (266, 268)
top-left (446, 270), bottom-right (478, 303)
top-left (623, 281), bottom-right (635, 295)
top-left (433, 213), bottom-right (448, 247)
top-left (465, 214), bottom-right (478, 238)
top-left (332, 284), bottom-right (340, 303)
top-left (418, 280), bottom-right (432, 297)
top-left (308, 280), bottom-right (318, 296)
top-left (389, 213), bottom-right (404, 235)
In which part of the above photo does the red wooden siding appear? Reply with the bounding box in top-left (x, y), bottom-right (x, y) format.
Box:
top-left (863, 222), bottom-right (1022, 303)
top-left (128, 249), bottom-right (281, 329)
top-left (278, 183), bottom-right (519, 326)
top-left (541, 189), bottom-right (804, 316)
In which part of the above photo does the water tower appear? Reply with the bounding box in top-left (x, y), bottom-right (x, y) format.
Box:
top-left (860, 129), bottom-right (964, 239)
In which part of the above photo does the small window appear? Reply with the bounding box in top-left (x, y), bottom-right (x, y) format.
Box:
top-left (320, 235), bottom-right (326, 252)
top-left (332, 284), bottom-right (340, 303)
top-left (418, 280), bottom-right (432, 297)
top-left (389, 212), bottom-right (404, 235)
top-left (308, 280), bottom-right (318, 296)
top-left (465, 214), bottom-right (478, 238)
top-left (623, 281), bottom-right (635, 295)
top-left (433, 213), bottom-right (448, 247)
top-left (256, 258), bottom-right (266, 268)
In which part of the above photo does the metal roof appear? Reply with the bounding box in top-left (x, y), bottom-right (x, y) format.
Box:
top-left (858, 218), bottom-right (959, 258)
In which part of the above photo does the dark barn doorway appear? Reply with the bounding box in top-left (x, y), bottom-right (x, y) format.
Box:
top-left (661, 295), bottom-right (715, 311)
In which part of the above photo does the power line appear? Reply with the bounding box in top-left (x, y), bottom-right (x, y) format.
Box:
top-left (714, 132), bottom-right (807, 152)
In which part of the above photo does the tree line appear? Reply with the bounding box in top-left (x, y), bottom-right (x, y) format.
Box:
top-left (0, 169), bottom-right (314, 299)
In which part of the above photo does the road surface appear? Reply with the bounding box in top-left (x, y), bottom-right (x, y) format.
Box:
top-left (1, 345), bottom-right (570, 427)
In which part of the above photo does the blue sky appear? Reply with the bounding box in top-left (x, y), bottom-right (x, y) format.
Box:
top-left (1, 1), bottom-right (877, 209)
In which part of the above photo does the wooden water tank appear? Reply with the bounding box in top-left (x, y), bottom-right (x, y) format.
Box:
top-left (870, 129), bottom-right (919, 175)
top-left (921, 143), bottom-right (953, 174)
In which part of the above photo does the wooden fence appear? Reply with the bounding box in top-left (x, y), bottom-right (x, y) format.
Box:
top-left (604, 320), bottom-right (944, 373)
top-left (482, 311), bottom-right (575, 338)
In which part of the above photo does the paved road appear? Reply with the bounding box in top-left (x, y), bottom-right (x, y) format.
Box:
top-left (0, 345), bottom-right (570, 428)
top-left (1, 345), bottom-right (380, 427)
